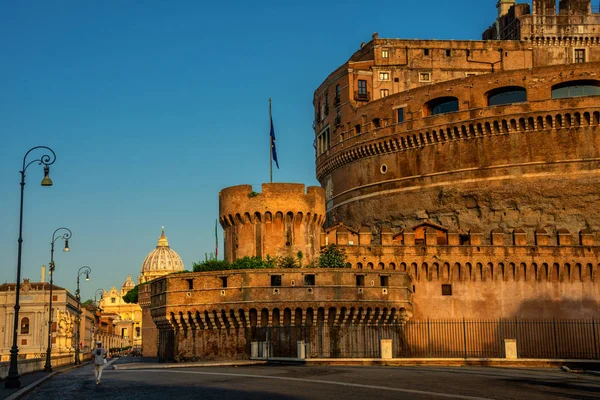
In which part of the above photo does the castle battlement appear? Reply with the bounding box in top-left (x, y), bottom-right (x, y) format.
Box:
top-left (219, 183), bottom-right (326, 264)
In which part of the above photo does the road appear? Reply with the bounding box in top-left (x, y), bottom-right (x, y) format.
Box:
top-left (23, 358), bottom-right (600, 400)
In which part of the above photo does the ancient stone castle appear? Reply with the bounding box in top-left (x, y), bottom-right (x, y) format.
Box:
top-left (144, 1), bottom-right (600, 361)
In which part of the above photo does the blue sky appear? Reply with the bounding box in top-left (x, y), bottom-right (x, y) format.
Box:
top-left (0, 0), bottom-right (500, 301)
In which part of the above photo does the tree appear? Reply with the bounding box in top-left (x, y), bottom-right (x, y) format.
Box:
top-left (123, 285), bottom-right (139, 304)
top-left (318, 245), bottom-right (351, 268)
top-left (81, 299), bottom-right (94, 307)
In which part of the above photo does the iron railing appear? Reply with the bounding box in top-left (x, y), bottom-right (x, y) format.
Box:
top-left (250, 319), bottom-right (600, 359)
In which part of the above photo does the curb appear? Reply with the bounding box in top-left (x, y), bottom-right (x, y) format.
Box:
top-left (114, 360), bottom-right (266, 370)
top-left (5, 360), bottom-right (110, 400)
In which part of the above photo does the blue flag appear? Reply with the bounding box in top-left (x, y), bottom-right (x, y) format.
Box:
top-left (270, 115), bottom-right (279, 169)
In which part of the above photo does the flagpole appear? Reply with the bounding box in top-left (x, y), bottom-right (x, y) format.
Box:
top-left (269, 97), bottom-right (273, 183)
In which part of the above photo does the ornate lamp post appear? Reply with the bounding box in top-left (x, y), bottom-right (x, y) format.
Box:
top-left (5, 146), bottom-right (56, 389)
top-left (43, 228), bottom-right (72, 373)
top-left (74, 266), bottom-right (91, 365)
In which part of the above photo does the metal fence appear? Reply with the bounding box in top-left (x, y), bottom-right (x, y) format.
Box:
top-left (253, 319), bottom-right (600, 359)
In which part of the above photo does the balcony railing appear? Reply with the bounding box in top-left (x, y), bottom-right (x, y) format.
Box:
top-left (354, 91), bottom-right (370, 102)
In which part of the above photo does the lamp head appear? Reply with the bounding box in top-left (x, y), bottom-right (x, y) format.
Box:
top-left (41, 165), bottom-right (53, 186)
top-left (85, 272), bottom-right (90, 281)
top-left (63, 239), bottom-right (70, 252)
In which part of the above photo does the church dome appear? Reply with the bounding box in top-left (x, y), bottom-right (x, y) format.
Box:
top-left (139, 227), bottom-right (184, 284)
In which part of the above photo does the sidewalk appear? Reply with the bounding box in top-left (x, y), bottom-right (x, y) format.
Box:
top-left (0, 360), bottom-right (99, 400)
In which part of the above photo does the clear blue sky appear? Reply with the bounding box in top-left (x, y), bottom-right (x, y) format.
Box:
top-left (0, 0), bottom-right (501, 301)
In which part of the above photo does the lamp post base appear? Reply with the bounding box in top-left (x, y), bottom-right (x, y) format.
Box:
top-left (5, 347), bottom-right (21, 388)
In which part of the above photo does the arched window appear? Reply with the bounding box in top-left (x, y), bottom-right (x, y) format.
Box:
top-left (487, 86), bottom-right (527, 106)
top-left (552, 80), bottom-right (600, 99)
top-left (424, 96), bottom-right (459, 117)
top-left (21, 317), bottom-right (30, 334)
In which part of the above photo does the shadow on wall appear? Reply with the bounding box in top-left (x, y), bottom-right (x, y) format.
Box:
top-left (514, 298), bottom-right (600, 319)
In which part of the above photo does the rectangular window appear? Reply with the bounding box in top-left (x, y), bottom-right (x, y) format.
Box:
top-left (52, 295), bottom-right (58, 301)
top-left (271, 275), bottom-right (282, 287)
top-left (21, 339), bottom-right (27, 346)
top-left (380, 276), bottom-right (389, 287)
top-left (220, 277), bottom-right (228, 288)
top-left (380, 89), bottom-right (389, 98)
top-left (355, 124), bottom-right (361, 134)
top-left (356, 275), bottom-right (365, 286)
top-left (136, 327), bottom-right (141, 337)
top-left (575, 49), bottom-right (586, 63)
top-left (446, 49), bottom-right (451, 57)
top-left (111, 298), bottom-right (116, 303)
top-left (358, 80), bottom-right (367, 95)
top-left (419, 72), bottom-right (431, 82)
top-left (442, 284), bottom-right (452, 296)
top-left (382, 49), bottom-right (389, 58)
top-left (304, 274), bottom-right (315, 286)
top-left (52, 322), bottom-right (57, 332)
top-left (397, 108), bottom-right (405, 123)
top-left (186, 279), bottom-right (194, 290)
top-left (424, 48), bottom-right (430, 56)
top-left (379, 72), bottom-right (390, 81)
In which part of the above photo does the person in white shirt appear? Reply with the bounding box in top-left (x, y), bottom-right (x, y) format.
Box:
top-left (93, 341), bottom-right (107, 384)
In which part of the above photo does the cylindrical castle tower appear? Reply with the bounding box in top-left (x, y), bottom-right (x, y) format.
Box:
top-left (219, 183), bottom-right (326, 264)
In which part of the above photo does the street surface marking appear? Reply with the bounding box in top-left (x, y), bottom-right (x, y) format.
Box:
top-left (117, 369), bottom-right (494, 399)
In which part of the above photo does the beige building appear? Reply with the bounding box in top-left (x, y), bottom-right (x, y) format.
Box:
top-left (0, 278), bottom-right (95, 362)
top-left (98, 275), bottom-right (143, 349)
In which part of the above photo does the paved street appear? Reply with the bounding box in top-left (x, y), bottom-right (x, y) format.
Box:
top-left (23, 358), bottom-right (600, 400)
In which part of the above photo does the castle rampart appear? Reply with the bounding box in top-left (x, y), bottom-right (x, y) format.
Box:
top-left (149, 270), bottom-right (412, 360)
top-left (219, 183), bottom-right (326, 263)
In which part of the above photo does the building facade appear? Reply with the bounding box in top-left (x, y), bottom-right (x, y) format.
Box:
top-left (0, 278), bottom-right (95, 362)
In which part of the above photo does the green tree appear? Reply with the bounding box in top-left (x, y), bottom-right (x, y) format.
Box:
top-left (123, 285), bottom-right (139, 303)
top-left (81, 299), bottom-right (94, 307)
top-left (318, 245), bottom-right (351, 268)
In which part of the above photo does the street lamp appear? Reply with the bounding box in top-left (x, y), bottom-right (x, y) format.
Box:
top-left (74, 266), bottom-right (91, 365)
top-left (5, 146), bottom-right (56, 389)
top-left (44, 228), bottom-right (72, 373)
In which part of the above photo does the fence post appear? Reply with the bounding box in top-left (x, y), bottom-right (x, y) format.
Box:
top-left (427, 319), bottom-right (431, 358)
top-left (463, 318), bottom-right (467, 359)
top-left (499, 319), bottom-right (504, 358)
top-left (553, 318), bottom-right (559, 359)
top-left (593, 318), bottom-right (598, 360)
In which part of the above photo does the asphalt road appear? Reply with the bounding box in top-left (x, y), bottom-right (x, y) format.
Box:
top-left (23, 359), bottom-right (600, 400)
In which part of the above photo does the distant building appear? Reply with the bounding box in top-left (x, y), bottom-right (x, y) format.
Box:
top-left (98, 275), bottom-right (143, 349)
top-left (137, 228), bottom-right (185, 357)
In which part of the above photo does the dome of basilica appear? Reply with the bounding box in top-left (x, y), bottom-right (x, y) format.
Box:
top-left (139, 227), bottom-right (184, 284)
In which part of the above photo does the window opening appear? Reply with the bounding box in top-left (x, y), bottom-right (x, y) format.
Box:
top-left (304, 274), bottom-right (315, 286)
top-left (271, 275), bottom-right (282, 287)
top-left (380, 89), bottom-right (389, 98)
top-left (487, 86), bottom-right (527, 106)
top-left (552, 80), bottom-right (600, 99)
top-left (356, 275), bottom-right (365, 286)
top-left (379, 72), bottom-right (390, 81)
top-left (397, 108), bottom-right (405, 123)
top-left (442, 284), bottom-right (452, 296)
top-left (380, 276), bottom-right (389, 287)
top-left (575, 49), bottom-right (586, 63)
top-left (220, 277), bottom-right (228, 288)
top-left (186, 279), bottom-right (194, 290)
top-left (21, 317), bottom-right (30, 334)
top-left (382, 49), bottom-right (389, 58)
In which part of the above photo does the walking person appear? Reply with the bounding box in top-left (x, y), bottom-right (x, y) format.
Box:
top-left (93, 341), bottom-right (107, 384)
